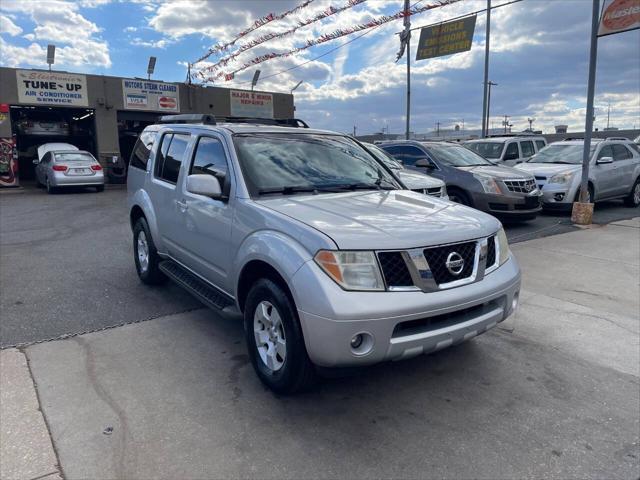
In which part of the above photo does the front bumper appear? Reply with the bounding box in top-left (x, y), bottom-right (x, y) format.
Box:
top-left (471, 191), bottom-right (542, 218)
top-left (292, 255), bottom-right (521, 367)
top-left (539, 183), bottom-right (577, 209)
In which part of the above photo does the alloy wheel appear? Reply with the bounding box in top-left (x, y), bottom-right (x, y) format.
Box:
top-left (634, 183), bottom-right (640, 205)
top-left (137, 230), bottom-right (149, 272)
top-left (253, 300), bottom-right (286, 372)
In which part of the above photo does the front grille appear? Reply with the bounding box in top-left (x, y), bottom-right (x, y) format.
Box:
top-left (486, 236), bottom-right (496, 268)
top-left (378, 251), bottom-right (413, 287)
top-left (423, 241), bottom-right (476, 285)
top-left (426, 187), bottom-right (442, 197)
top-left (503, 178), bottom-right (537, 193)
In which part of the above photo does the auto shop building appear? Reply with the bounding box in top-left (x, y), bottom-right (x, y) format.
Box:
top-left (0, 67), bottom-right (294, 187)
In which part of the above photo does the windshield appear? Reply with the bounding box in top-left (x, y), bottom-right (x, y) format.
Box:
top-left (528, 144), bottom-right (596, 164)
top-left (465, 142), bottom-right (504, 159)
top-left (54, 152), bottom-right (95, 162)
top-left (234, 133), bottom-right (401, 196)
top-left (364, 143), bottom-right (403, 170)
top-left (425, 144), bottom-right (493, 167)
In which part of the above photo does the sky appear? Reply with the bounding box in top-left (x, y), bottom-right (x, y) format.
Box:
top-left (0, 0), bottom-right (638, 135)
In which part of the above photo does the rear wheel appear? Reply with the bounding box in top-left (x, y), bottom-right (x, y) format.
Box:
top-left (95, 185), bottom-right (105, 193)
top-left (448, 188), bottom-right (471, 206)
top-left (244, 278), bottom-right (315, 394)
top-left (45, 177), bottom-right (56, 194)
top-left (624, 178), bottom-right (640, 207)
top-left (133, 217), bottom-right (166, 285)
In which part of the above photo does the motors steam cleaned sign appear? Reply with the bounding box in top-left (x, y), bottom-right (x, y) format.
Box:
top-left (122, 79), bottom-right (180, 112)
top-left (416, 15), bottom-right (477, 61)
top-left (16, 70), bottom-right (88, 106)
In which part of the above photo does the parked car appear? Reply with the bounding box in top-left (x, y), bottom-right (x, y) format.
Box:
top-left (362, 142), bottom-right (447, 199)
top-left (515, 138), bottom-right (640, 209)
top-left (464, 135), bottom-right (547, 166)
top-left (378, 140), bottom-right (542, 221)
top-left (16, 111), bottom-right (70, 136)
top-left (127, 115), bottom-right (521, 393)
top-left (34, 143), bottom-right (104, 193)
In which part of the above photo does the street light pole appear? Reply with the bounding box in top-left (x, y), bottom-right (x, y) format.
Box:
top-left (481, 0), bottom-right (491, 138)
top-left (487, 81), bottom-right (496, 135)
top-left (404, 0), bottom-right (411, 140)
top-left (573, 0), bottom-right (600, 224)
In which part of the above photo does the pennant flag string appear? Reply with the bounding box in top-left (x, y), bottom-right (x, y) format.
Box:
top-left (200, 0), bottom-right (368, 73)
top-left (197, 0), bottom-right (463, 83)
top-left (192, 0), bottom-right (315, 65)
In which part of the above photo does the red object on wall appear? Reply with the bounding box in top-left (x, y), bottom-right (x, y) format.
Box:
top-left (0, 104), bottom-right (9, 113)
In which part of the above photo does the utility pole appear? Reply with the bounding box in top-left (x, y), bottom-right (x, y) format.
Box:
top-left (353, 125), bottom-right (357, 137)
top-left (606, 102), bottom-right (610, 129)
top-left (481, 0), bottom-right (491, 138)
top-left (435, 122), bottom-right (441, 137)
top-left (404, 0), bottom-right (411, 140)
top-left (502, 115), bottom-right (510, 134)
top-left (487, 81), bottom-right (497, 135)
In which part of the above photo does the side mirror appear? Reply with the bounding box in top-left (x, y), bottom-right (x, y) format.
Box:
top-left (597, 156), bottom-right (613, 164)
top-left (415, 158), bottom-right (433, 168)
top-left (186, 174), bottom-right (223, 199)
top-left (33, 159), bottom-right (39, 165)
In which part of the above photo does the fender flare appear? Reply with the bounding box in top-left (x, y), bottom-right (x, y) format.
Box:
top-left (130, 189), bottom-right (164, 253)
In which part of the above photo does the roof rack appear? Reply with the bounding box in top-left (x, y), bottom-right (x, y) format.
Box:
top-left (603, 137), bottom-right (630, 141)
top-left (216, 116), bottom-right (309, 128)
top-left (159, 114), bottom-right (216, 125)
top-left (485, 132), bottom-right (542, 138)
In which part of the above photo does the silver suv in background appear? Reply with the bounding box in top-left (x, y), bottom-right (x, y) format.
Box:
top-left (515, 138), bottom-right (640, 209)
top-left (362, 142), bottom-right (448, 199)
top-left (379, 140), bottom-right (542, 221)
top-left (127, 115), bottom-right (521, 393)
top-left (465, 135), bottom-right (547, 166)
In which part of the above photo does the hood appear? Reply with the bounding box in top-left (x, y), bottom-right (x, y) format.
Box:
top-left (458, 164), bottom-right (534, 180)
top-left (396, 170), bottom-right (443, 190)
top-left (257, 190), bottom-right (500, 250)
top-left (514, 163), bottom-right (581, 177)
top-left (37, 143), bottom-right (78, 161)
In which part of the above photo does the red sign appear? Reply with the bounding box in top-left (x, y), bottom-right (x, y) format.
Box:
top-left (598, 0), bottom-right (640, 36)
top-left (158, 96), bottom-right (177, 109)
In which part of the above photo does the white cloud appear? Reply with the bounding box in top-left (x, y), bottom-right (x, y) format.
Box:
top-left (124, 26), bottom-right (138, 32)
top-left (131, 37), bottom-right (170, 49)
top-left (0, 14), bottom-right (22, 36)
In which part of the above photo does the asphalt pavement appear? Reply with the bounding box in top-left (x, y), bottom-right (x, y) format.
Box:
top-left (0, 186), bottom-right (637, 348)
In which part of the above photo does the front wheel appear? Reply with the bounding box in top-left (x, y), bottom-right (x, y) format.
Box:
top-left (244, 278), bottom-right (315, 394)
top-left (133, 217), bottom-right (166, 285)
top-left (624, 178), bottom-right (640, 207)
top-left (448, 188), bottom-right (471, 206)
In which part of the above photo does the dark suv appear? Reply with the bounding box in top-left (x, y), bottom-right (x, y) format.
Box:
top-left (379, 141), bottom-right (542, 221)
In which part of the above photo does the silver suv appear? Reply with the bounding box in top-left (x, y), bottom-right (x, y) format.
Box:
top-left (465, 135), bottom-right (547, 166)
top-left (127, 115), bottom-right (521, 393)
top-left (515, 138), bottom-right (640, 209)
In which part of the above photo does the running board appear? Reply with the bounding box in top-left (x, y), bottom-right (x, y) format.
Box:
top-left (159, 260), bottom-right (234, 311)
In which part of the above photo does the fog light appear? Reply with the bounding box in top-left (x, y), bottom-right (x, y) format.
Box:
top-left (350, 334), bottom-right (363, 349)
top-left (554, 193), bottom-right (565, 201)
top-left (511, 292), bottom-right (520, 313)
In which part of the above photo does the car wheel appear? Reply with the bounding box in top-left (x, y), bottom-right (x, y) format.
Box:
top-left (574, 184), bottom-right (594, 204)
top-left (624, 178), bottom-right (640, 207)
top-left (448, 188), bottom-right (471, 206)
top-left (244, 278), bottom-right (316, 394)
top-left (45, 177), bottom-right (56, 194)
top-left (133, 217), bottom-right (166, 285)
top-left (95, 185), bottom-right (105, 193)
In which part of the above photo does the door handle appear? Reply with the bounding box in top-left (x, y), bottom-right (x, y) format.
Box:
top-left (176, 200), bottom-right (188, 212)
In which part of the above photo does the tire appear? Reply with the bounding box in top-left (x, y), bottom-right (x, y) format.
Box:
top-left (448, 188), bottom-right (471, 206)
top-left (45, 177), bottom-right (56, 194)
top-left (133, 217), bottom-right (166, 285)
top-left (95, 185), bottom-right (105, 193)
top-left (574, 184), bottom-right (594, 204)
top-left (624, 178), bottom-right (640, 207)
top-left (244, 278), bottom-right (316, 394)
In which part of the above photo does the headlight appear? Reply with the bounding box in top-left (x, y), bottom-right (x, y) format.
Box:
top-left (549, 171), bottom-right (575, 184)
top-left (315, 250), bottom-right (384, 291)
top-left (496, 227), bottom-right (510, 266)
top-left (473, 173), bottom-right (501, 194)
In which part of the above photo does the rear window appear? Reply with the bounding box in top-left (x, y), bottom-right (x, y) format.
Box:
top-left (465, 142), bottom-right (504, 159)
top-left (129, 130), bottom-right (157, 171)
top-left (54, 153), bottom-right (95, 162)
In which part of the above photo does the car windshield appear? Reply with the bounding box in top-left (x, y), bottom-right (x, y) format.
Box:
top-left (54, 152), bottom-right (94, 162)
top-left (364, 144), bottom-right (403, 170)
top-left (528, 144), bottom-right (596, 164)
top-left (465, 142), bottom-right (504, 159)
top-left (234, 133), bottom-right (401, 196)
top-left (425, 144), bottom-right (493, 167)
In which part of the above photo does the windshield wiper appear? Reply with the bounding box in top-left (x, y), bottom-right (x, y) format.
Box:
top-left (258, 185), bottom-right (319, 195)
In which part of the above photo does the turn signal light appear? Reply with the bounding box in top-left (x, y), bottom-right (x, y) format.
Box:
top-left (91, 164), bottom-right (103, 171)
top-left (52, 165), bottom-right (68, 171)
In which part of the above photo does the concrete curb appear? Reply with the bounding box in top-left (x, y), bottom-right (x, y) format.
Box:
top-left (0, 349), bottom-right (63, 480)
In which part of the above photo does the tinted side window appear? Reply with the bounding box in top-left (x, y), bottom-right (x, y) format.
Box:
top-left (520, 141), bottom-right (535, 157)
top-left (382, 145), bottom-right (427, 166)
top-left (504, 142), bottom-right (519, 160)
top-left (612, 144), bottom-right (632, 161)
top-left (155, 133), bottom-right (189, 184)
top-left (535, 140), bottom-right (546, 151)
top-left (154, 133), bottom-right (172, 179)
top-left (190, 137), bottom-right (228, 179)
top-left (597, 145), bottom-right (614, 159)
top-left (130, 130), bottom-right (157, 170)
